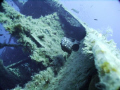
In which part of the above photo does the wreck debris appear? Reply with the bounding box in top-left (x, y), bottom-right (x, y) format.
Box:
top-left (61, 37), bottom-right (79, 54)
top-left (71, 8), bottom-right (79, 14)
top-left (0, 43), bottom-right (22, 48)
top-left (0, 0), bottom-right (120, 90)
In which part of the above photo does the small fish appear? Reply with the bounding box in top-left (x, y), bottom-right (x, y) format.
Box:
top-left (0, 34), bottom-right (3, 36)
top-left (71, 8), bottom-right (79, 13)
top-left (90, 5), bottom-right (93, 8)
top-left (94, 19), bottom-right (98, 21)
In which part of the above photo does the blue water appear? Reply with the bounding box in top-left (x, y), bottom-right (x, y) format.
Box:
top-left (60, 0), bottom-right (120, 48)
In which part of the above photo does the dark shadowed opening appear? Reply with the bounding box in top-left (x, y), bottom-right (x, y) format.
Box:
top-left (72, 44), bottom-right (79, 51)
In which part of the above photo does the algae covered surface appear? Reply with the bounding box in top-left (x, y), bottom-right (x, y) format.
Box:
top-left (0, 0), bottom-right (120, 90)
top-left (0, 1), bottom-right (66, 67)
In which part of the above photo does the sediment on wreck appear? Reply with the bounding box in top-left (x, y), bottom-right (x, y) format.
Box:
top-left (0, 0), bottom-right (120, 90)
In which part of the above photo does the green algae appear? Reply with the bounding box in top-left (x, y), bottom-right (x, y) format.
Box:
top-left (1, 1), bottom-right (120, 90)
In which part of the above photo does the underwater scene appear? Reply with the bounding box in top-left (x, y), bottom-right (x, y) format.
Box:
top-left (0, 0), bottom-right (120, 90)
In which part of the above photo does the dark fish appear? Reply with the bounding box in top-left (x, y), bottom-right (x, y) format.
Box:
top-left (94, 19), bottom-right (98, 21)
top-left (0, 34), bottom-right (3, 36)
top-left (71, 8), bottom-right (79, 13)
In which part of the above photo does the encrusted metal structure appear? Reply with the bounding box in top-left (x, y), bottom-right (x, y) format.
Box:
top-left (0, 0), bottom-right (120, 90)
